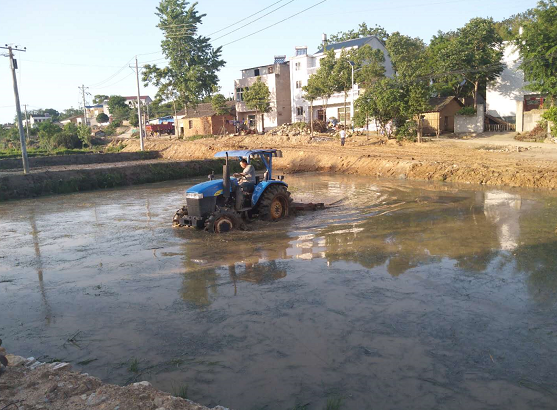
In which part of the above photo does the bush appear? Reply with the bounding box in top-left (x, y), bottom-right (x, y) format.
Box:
top-left (457, 106), bottom-right (477, 116)
top-left (395, 120), bottom-right (418, 141)
top-left (541, 106), bottom-right (557, 136)
top-left (96, 113), bottom-right (109, 123)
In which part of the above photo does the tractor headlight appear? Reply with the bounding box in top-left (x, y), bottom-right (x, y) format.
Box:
top-left (186, 192), bottom-right (204, 199)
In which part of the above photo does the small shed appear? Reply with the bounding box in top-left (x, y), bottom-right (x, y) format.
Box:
top-left (420, 96), bottom-right (464, 135)
top-left (177, 101), bottom-right (236, 137)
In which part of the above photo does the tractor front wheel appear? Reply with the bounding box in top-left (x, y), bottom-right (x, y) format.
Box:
top-left (205, 208), bottom-right (243, 233)
top-left (258, 185), bottom-right (292, 221)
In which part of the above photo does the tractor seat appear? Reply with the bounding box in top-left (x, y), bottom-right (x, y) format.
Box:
top-left (241, 183), bottom-right (255, 193)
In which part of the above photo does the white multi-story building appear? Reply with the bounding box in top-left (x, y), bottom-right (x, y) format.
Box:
top-left (23, 113), bottom-right (51, 127)
top-left (289, 36), bottom-right (394, 125)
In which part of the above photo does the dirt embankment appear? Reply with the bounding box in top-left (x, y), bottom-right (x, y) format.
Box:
top-left (0, 354), bottom-right (229, 410)
top-left (123, 135), bottom-right (557, 190)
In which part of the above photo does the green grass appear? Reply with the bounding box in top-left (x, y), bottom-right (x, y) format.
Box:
top-left (324, 397), bottom-right (343, 410)
top-left (186, 134), bottom-right (216, 141)
top-left (128, 358), bottom-right (140, 373)
top-left (172, 384), bottom-right (189, 399)
top-left (290, 404), bottom-right (310, 410)
top-left (77, 358), bottom-right (98, 365)
top-left (0, 147), bottom-right (102, 159)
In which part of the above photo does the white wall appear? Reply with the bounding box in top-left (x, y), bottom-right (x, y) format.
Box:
top-left (486, 43), bottom-right (526, 122)
top-left (455, 104), bottom-right (485, 134)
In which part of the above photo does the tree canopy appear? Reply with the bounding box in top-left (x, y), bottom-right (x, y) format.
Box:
top-left (328, 22), bottom-right (389, 45)
top-left (243, 78), bottom-right (271, 132)
top-left (93, 95), bottom-right (109, 104)
top-left (143, 0), bottom-right (225, 113)
top-left (516, 0), bottom-right (557, 101)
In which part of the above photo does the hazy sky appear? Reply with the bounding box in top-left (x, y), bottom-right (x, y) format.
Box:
top-left (0, 0), bottom-right (537, 123)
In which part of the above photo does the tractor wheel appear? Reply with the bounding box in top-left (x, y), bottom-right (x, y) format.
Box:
top-left (258, 185), bottom-right (293, 221)
top-left (173, 206), bottom-right (188, 227)
top-left (205, 208), bottom-right (243, 233)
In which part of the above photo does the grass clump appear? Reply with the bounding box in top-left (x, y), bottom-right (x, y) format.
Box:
top-left (128, 358), bottom-right (140, 373)
top-left (324, 397), bottom-right (343, 410)
top-left (172, 384), bottom-right (189, 399)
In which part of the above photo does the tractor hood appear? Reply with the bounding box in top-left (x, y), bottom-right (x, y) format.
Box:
top-left (186, 178), bottom-right (238, 197)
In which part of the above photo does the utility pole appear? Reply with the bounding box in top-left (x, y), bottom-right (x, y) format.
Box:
top-left (134, 56), bottom-right (144, 151)
top-left (24, 104), bottom-right (30, 142)
top-left (79, 84), bottom-right (89, 126)
top-left (2, 44), bottom-right (30, 174)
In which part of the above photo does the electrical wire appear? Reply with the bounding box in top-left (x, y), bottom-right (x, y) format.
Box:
top-left (208, 0), bottom-right (286, 36)
top-left (91, 71), bottom-right (135, 90)
top-left (211, 0), bottom-right (295, 41)
top-left (219, 0), bottom-right (328, 47)
top-left (87, 56), bottom-right (136, 88)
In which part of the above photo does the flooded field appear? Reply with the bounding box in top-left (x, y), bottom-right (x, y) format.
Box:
top-left (1, 174), bottom-right (557, 410)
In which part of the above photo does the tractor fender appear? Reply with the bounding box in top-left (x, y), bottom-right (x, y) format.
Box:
top-left (252, 180), bottom-right (288, 207)
top-left (187, 178), bottom-right (239, 197)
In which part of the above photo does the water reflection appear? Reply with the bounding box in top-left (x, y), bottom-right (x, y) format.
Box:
top-left (29, 210), bottom-right (53, 325)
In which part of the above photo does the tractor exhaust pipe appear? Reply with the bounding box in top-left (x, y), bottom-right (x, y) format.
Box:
top-left (223, 152), bottom-right (230, 199)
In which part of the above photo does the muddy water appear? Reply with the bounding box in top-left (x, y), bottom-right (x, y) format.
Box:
top-left (2, 174), bottom-right (557, 410)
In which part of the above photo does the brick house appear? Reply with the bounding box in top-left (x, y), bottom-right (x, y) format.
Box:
top-left (177, 101), bottom-right (236, 137)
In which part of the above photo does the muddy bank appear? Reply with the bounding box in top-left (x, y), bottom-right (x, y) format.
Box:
top-left (0, 159), bottom-right (240, 201)
top-left (123, 136), bottom-right (557, 190)
top-left (0, 353), bottom-right (230, 410)
top-left (0, 151), bottom-right (160, 170)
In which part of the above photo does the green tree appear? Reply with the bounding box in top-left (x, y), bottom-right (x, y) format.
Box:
top-left (59, 107), bottom-right (82, 121)
top-left (496, 10), bottom-right (535, 41)
top-left (107, 95), bottom-right (128, 113)
top-left (328, 22), bottom-right (389, 45)
top-left (311, 49), bottom-right (337, 116)
top-left (436, 18), bottom-right (504, 108)
top-left (302, 76), bottom-right (323, 137)
top-left (211, 93), bottom-right (230, 135)
top-left (96, 113), bottom-right (109, 123)
top-left (143, 0), bottom-right (225, 115)
top-left (350, 44), bottom-right (386, 87)
top-left (332, 50), bottom-right (354, 129)
top-left (516, 0), bottom-right (557, 103)
top-left (355, 78), bottom-right (405, 138)
top-left (77, 124), bottom-right (92, 147)
top-left (243, 77), bottom-right (271, 133)
top-left (93, 95), bottom-right (109, 105)
top-left (385, 32), bottom-right (429, 79)
top-left (129, 110), bottom-right (140, 127)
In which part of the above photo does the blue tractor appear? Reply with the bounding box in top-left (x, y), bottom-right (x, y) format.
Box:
top-left (173, 149), bottom-right (293, 233)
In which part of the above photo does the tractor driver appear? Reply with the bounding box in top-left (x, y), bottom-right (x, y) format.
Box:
top-left (234, 158), bottom-right (256, 191)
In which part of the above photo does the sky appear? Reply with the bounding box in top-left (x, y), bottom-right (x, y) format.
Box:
top-left (0, 0), bottom-right (539, 124)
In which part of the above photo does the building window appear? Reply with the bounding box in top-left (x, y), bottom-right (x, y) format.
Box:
top-left (254, 68), bottom-right (260, 77)
top-left (236, 87), bottom-right (249, 101)
top-left (296, 107), bottom-right (304, 116)
top-left (296, 48), bottom-right (307, 56)
top-left (338, 107), bottom-right (351, 122)
top-left (188, 120), bottom-right (193, 129)
top-left (296, 80), bottom-right (302, 89)
top-left (295, 62), bottom-right (301, 71)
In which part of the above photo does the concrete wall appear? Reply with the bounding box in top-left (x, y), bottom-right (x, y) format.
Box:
top-left (486, 43), bottom-right (526, 123)
top-left (523, 109), bottom-right (545, 133)
top-left (455, 104), bottom-right (485, 134)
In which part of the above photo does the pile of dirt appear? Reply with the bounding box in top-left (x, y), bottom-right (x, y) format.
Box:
top-left (121, 135), bottom-right (557, 190)
top-left (0, 352), bottom-right (230, 410)
top-left (266, 123), bottom-right (313, 138)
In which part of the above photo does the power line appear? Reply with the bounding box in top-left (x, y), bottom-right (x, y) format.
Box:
top-left (207, 0), bottom-right (286, 36)
top-left (219, 0), bottom-right (328, 47)
top-left (87, 56), bottom-right (136, 88)
top-left (211, 0), bottom-right (296, 41)
top-left (91, 71), bottom-right (135, 90)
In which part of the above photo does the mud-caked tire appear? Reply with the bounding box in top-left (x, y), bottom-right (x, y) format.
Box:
top-left (173, 206), bottom-right (188, 227)
top-left (257, 185), bottom-right (293, 221)
top-left (205, 208), bottom-right (243, 233)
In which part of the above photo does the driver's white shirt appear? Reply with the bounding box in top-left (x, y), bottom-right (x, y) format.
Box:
top-left (240, 164), bottom-right (256, 184)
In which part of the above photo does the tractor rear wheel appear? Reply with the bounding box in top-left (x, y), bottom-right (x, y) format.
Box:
top-left (258, 185), bottom-right (292, 221)
top-left (205, 208), bottom-right (243, 233)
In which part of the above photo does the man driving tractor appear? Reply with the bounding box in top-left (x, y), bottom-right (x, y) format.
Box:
top-left (234, 158), bottom-right (256, 189)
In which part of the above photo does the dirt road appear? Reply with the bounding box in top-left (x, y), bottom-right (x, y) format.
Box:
top-left (122, 133), bottom-right (557, 190)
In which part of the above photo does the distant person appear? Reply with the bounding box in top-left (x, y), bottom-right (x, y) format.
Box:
top-left (339, 128), bottom-right (346, 146)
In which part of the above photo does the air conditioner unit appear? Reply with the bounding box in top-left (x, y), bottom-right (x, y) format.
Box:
top-left (268, 66), bottom-right (273, 73)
